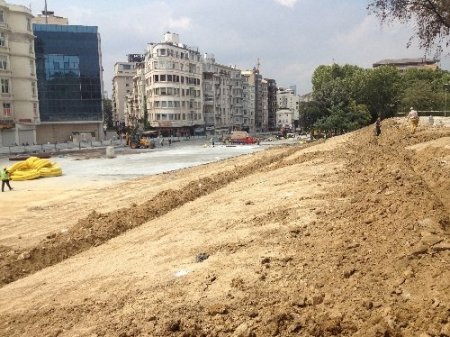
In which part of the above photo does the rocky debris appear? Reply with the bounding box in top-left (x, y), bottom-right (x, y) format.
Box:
top-left (195, 252), bottom-right (209, 263)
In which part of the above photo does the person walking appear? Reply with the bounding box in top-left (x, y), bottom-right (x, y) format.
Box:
top-left (1, 167), bottom-right (13, 192)
top-left (160, 137), bottom-right (164, 147)
top-left (375, 117), bottom-right (381, 137)
top-left (408, 107), bottom-right (419, 134)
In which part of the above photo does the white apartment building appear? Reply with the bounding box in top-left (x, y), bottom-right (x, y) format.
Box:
top-left (145, 32), bottom-right (203, 135)
top-left (277, 87), bottom-right (300, 121)
top-left (276, 109), bottom-right (294, 129)
top-left (0, 0), bottom-right (38, 146)
top-left (112, 59), bottom-right (139, 129)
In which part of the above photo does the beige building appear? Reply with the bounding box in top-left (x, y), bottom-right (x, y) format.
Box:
top-left (33, 10), bottom-right (69, 25)
top-left (112, 58), bottom-right (140, 129)
top-left (202, 53), bottom-right (244, 135)
top-left (373, 58), bottom-right (439, 71)
top-left (0, 0), bottom-right (38, 146)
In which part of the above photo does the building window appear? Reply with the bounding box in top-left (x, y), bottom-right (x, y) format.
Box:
top-left (0, 33), bottom-right (6, 47)
top-left (0, 55), bottom-right (7, 70)
top-left (29, 41), bottom-right (33, 54)
top-left (30, 60), bottom-right (34, 75)
top-left (0, 11), bottom-right (4, 24)
top-left (31, 82), bottom-right (36, 97)
top-left (27, 18), bottom-right (31, 31)
top-left (3, 102), bottom-right (11, 116)
top-left (1, 78), bottom-right (8, 93)
top-left (33, 103), bottom-right (37, 117)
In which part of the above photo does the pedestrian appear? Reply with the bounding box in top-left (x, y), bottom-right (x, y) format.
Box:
top-left (160, 138), bottom-right (164, 146)
top-left (168, 138), bottom-right (172, 146)
top-left (408, 107), bottom-right (419, 134)
top-left (375, 117), bottom-right (381, 136)
top-left (211, 137), bottom-right (215, 147)
top-left (1, 167), bottom-right (13, 192)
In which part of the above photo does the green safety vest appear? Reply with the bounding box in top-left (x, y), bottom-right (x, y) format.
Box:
top-left (1, 169), bottom-right (9, 181)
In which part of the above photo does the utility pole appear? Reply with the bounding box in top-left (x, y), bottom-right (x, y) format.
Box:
top-left (44, 0), bottom-right (48, 24)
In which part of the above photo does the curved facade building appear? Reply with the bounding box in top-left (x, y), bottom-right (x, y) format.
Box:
top-left (0, 0), bottom-right (38, 146)
top-left (145, 32), bottom-right (203, 135)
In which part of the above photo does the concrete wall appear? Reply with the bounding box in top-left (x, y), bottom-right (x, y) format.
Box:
top-left (36, 123), bottom-right (103, 144)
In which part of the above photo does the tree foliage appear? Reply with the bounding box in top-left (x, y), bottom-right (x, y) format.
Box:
top-left (368, 0), bottom-right (450, 51)
top-left (300, 63), bottom-right (450, 136)
top-left (103, 98), bottom-right (113, 129)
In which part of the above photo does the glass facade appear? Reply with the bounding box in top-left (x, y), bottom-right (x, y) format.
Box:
top-left (33, 24), bottom-right (102, 122)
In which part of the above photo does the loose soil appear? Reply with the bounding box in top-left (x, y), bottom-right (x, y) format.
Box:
top-left (0, 118), bottom-right (449, 337)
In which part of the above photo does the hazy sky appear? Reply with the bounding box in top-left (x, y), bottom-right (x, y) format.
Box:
top-left (14, 0), bottom-right (449, 96)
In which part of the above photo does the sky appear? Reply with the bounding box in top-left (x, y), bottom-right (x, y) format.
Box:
top-left (13, 0), bottom-right (450, 96)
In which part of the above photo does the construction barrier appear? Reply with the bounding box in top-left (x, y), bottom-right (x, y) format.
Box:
top-left (8, 156), bottom-right (62, 181)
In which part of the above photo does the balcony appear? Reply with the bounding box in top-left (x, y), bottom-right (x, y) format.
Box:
top-left (0, 118), bottom-right (14, 129)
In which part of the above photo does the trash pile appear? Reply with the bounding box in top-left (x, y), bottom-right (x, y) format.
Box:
top-left (8, 156), bottom-right (62, 181)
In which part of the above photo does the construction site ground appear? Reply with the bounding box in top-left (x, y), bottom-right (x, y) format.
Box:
top-left (0, 117), bottom-right (449, 337)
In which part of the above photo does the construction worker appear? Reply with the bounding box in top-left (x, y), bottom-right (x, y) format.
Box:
top-left (1, 167), bottom-right (13, 192)
top-left (408, 107), bottom-right (419, 134)
top-left (375, 117), bottom-right (381, 136)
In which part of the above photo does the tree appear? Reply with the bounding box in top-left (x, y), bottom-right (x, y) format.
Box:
top-left (298, 101), bottom-right (327, 132)
top-left (368, 0), bottom-right (450, 51)
top-left (103, 98), bottom-right (113, 129)
top-left (356, 66), bottom-right (403, 120)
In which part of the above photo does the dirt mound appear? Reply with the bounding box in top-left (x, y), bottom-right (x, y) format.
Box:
top-left (0, 119), bottom-right (449, 336)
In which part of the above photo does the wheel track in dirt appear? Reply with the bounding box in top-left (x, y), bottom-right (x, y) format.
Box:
top-left (0, 141), bottom-right (325, 287)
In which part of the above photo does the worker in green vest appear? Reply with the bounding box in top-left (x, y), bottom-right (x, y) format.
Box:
top-left (1, 167), bottom-right (13, 192)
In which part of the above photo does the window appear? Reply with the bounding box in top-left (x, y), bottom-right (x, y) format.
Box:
top-left (0, 33), bottom-right (6, 47)
top-left (30, 60), bottom-right (34, 75)
top-left (27, 18), bottom-right (31, 31)
top-left (33, 103), bottom-right (37, 117)
top-left (3, 102), bottom-right (11, 116)
top-left (29, 41), bottom-right (33, 53)
top-left (0, 55), bottom-right (7, 70)
top-left (31, 82), bottom-right (36, 97)
top-left (1, 78), bottom-right (8, 93)
top-left (0, 11), bottom-right (4, 24)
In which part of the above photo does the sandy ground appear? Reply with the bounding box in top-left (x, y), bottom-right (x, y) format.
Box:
top-left (0, 118), bottom-right (449, 337)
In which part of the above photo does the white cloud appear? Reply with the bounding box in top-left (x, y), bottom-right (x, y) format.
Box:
top-left (273, 0), bottom-right (298, 8)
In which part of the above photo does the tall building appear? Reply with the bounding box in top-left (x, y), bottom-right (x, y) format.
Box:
top-left (112, 54), bottom-right (143, 130)
top-left (33, 21), bottom-right (103, 143)
top-left (266, 78), bottom-right (277, 131)
top-left (202, 53), bottom-right (243, 136)
top-left (242, 68), bottom-right (266, 132)
top-left (144, 32), bottom-right (203, 136)
top-left (0, 0), bottom-right (38, 146)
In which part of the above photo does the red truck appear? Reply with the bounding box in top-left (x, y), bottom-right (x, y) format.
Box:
top-left (227, 131), bottom-right (259, 145)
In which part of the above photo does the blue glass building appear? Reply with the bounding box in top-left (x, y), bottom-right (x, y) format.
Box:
top-left (33, 24), bottom-right (103, 141)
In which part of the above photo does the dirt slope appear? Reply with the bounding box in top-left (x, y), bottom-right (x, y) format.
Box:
top-left (0, 119), bottom-right (449, 337)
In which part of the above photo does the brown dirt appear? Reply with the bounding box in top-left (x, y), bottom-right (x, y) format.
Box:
top-left (0, 119), bottom-right (449, 337)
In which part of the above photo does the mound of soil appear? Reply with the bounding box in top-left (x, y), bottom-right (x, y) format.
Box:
top-left (0, 119), bottom-right (449, 337)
